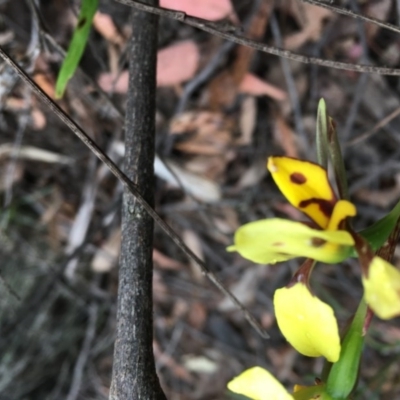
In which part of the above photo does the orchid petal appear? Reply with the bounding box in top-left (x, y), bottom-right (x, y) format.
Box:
top-left (228, 219), bottom-right (354, 264)
top-left (326, 200), bottom-right (356, 230)
top-left (268, 157), bottom-right (336, 228)
top-left (228, 367), bottom-right (293, 400)
top-left (274, 283), bottom-right (341, 362)
top-left (362, 256), bottom-right (400, 319)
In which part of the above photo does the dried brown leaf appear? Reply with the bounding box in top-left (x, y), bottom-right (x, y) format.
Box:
top-left (154, 341), bottom-right (194, 382)
top-left (91, 228), bottom-right (121, 272)
top-left (365, 0), bottom-right (391, 39)
top-left (33, 73), bottom-right (55, 99)
top-left (93, 11), bottom-right (124, 45)
top-left (187, 301), bottom-right (208, 330)
top-left (160, 0), bottom-right (235, 21)
top-left (238, 96), bottom-right (256, 145)
top-left (153, 248), bottom-right (185, 270)
top-left (98, 40), bottom-right (200, 92)
top-left (182, 229), bottom-right (204, 282)
top-left (273, 113), bottom-right (299, 157)
top-left (157, 40), bottom-right (200, 86)
top-left (207, 0), bottom-right (271, 109)
top-left (170, 111), bottom-right (233, 156)
top-left (30, 108), bottom-right (47, 130)
top-left (239, 73), bottom-right (287, 100)
top-left (284, 4), bottom-right (333, 50)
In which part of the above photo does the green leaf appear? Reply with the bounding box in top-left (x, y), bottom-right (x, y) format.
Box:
top-left (55, 0), bottom-right (98, 98)
top-left (351, 200), bottom-right (400, 256)
top-left (326, 298), bottom-right (367, 399)
top-left (315, 98), bottom-right (349, 200)
top-left (316, 98), bottom-right (329, 168)
top-left (326, 116), bottom-right (349, 200)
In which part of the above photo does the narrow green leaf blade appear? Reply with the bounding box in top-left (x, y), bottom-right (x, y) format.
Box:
top-left (55, 0), bottom-right (98, 98)
top-left (316, 98), bottom-right (329, 168)
top-left (326, 298), bottom-right (367, 399)
top-left (327, 116), bottom-right (349, 200)
top-left (350, 200), bottom-right (400, 256)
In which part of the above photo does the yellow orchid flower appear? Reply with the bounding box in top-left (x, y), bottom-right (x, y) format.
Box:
top-left (274, 282), bottom-right (341, 362)
top-left (227, 156), bottom-right (350, 360)
top-left (229, 157), bottom-right (356, 265)
top-left (228, 155), bottom-right (400, 363)
top-left (265, 156), bottom-right (400, 322)
top-left (227, 367), bottom-right (294, 400)
top-left (362, 256), bottom-right (400, 319)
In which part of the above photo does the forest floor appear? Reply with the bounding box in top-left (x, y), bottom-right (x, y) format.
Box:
top-left (1, 0), bottom-right (400, 399)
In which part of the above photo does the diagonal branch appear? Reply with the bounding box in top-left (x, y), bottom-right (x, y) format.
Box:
top-left (299, 0), bottom-right (400, 36)
top-left (0, 46), bottom-right (268, 339)
top-left (115, 0), bottom-right (400, 76)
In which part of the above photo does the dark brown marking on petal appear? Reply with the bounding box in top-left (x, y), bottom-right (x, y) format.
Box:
top-left (274, 252), bottom-right (290, 258)
top-left (272, 242), bottom-right (284, 247)
top-left (290, 172), bottom-right (307, 185)
top-left (311, 237), bottom-right (326, 247)
top-left (299, 198), bottom-right (335, 219)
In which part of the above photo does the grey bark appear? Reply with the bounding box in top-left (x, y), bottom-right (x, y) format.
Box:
top-left (109, 1), bottom-right (167, 399)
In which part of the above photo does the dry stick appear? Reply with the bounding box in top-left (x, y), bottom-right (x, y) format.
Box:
top-left (341, 0), bottom-right (369, 144)
top-left (66, 303), bottom-right (98, 400)
top-left (299, 0), bottom-right (400, 36)
top-left (110, 3), bottom-right (166, 399)
top-left (0, 46), bottom-right (268, 339)
top-left (270, 12), bottom-right (306, 143)
top-left (116, 0), bottom-right (400, 76)
top-left (346, 106), bottom-right (400, 146)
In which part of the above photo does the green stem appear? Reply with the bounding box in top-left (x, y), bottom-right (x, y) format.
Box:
top-left (326, 297), bottom-right (367, 399)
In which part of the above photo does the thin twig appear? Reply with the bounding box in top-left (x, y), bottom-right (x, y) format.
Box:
top-left (308, 16), bottom-right (337, 109)
top-left (346, 106), bottom-right (400, 146)
top-left (0, 46), bottom-right (269, 339)
top-left (116, 0), bottom-right (400, 76)
top-left (3, 110), bottom-right (29, 208)
top-left (0, 268), bottom-right (20, 302)
top-left (66, 303), bottom-right (98, 400)
top-left (270, 13), bottom-right (306, 143)
top-left (341, 0), bottom-right (369, 143)
top-left (175, 40), bottom-right (235, 114)
top-left (299, 0), bottom-right (400, 36)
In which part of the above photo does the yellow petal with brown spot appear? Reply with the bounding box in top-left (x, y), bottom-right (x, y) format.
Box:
top-left (268, 157), bottom-right (336, 229)
top-left (227, 218), bottom-right (354, 264)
